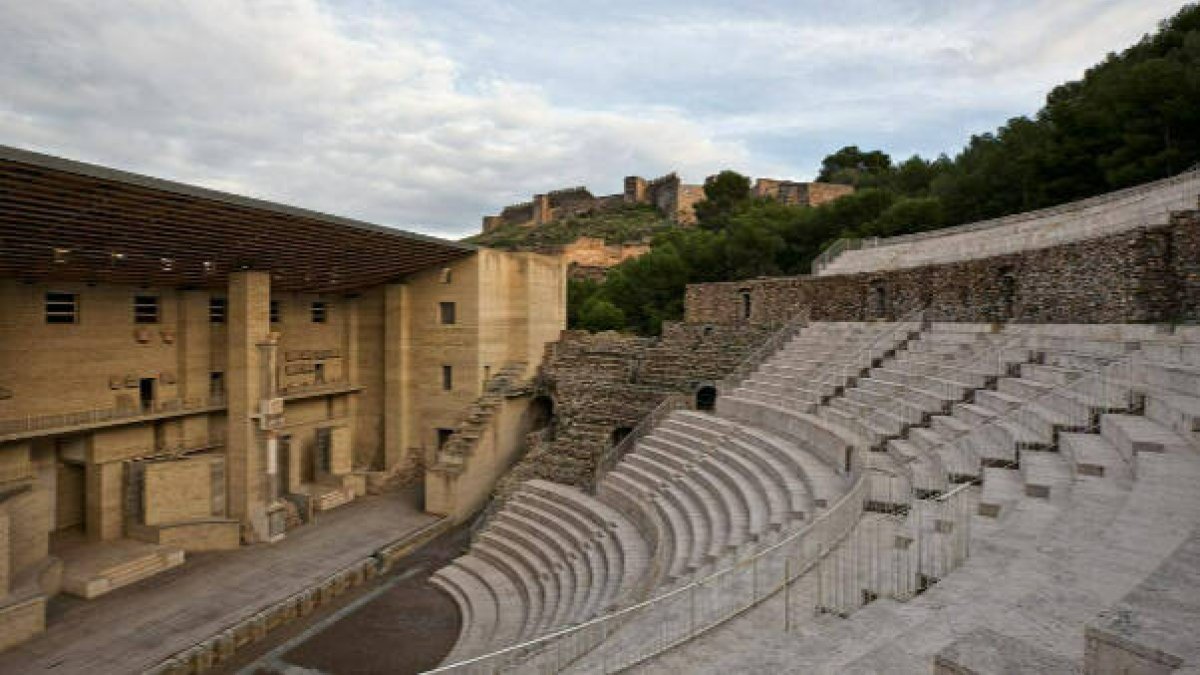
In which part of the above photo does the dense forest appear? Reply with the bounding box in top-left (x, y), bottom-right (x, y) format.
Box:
top-left (571, 3), bottom-right (1200, 335)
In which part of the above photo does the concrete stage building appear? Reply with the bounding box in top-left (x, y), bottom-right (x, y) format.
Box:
top-left (0, 145), bottom-right (565, 650)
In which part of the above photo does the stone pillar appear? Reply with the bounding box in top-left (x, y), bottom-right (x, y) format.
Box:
top-left (343, 294), bottom-right (359, 459)
top-left (226, 271), bottom-right (271, 542)
top-left (383, 283), bottom-right (410, 471)
top-left (85, 461), bottom-right (123, 542)
top-left (177, 290), bottom-right (211, 444)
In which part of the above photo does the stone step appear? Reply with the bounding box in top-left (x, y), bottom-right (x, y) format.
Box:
top-left (507, 495), bottom-right (609, 620)
top-left (1100, 413), bottom-right (1193, 467)
top-left (454, 555), bottom-right (524, 651)
top-left (521, 480), bottom-right (646, 610)
top-left (977, 467), bottom-right (1024, 519)
top-left (1019, 451), bottom-right (1071, 501)
top-left (613, 463), bottom-right (704, 575)
top-left (635, 441), bottom-right (739, 557)
top-left (598, 476), bottom-right (687, 582)
top-left (1019, 362), bottom-right (1082, 386)
top-left (1058, 432), bottom-right (1127, 479)
top-left (690, 416), bottom-right (815, 517)
top-left (490, 514), bottom-right (583, 628)
top-left (62, 544), bottom-right (185, 600)
top-left (430, 565), bottom-right (495, 661)
top-left (1142, 390), bottom-right (1200, 442)
top-left (952, 402), bottom-right (996, 427)
top-left (472, 537), bottom-right (546, 640)
top-left (664, 420), bottom-right (781, 528)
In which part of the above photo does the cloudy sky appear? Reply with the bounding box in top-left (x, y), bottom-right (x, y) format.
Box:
top-left (0, 1), bottom-right (1187, 239)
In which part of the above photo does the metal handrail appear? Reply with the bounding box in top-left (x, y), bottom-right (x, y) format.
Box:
top-left (0, 395), bottom-right (227, 437)
top-left (717, 308), bottom-right (811, 395)
top-left (836, 308), bottom-right (926, 388)
top-left (593, 393), bottom-right (689, 489)
top-left (424, 468), bottom-right (871, 674)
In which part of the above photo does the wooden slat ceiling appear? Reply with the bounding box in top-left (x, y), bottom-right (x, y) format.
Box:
top-left (0, 145), bottom-right (475, 292)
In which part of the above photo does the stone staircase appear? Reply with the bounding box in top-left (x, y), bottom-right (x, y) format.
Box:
top-left (428, 362), bottom-right (529, 477)
top-left (617, 322), bottom-right (1200, 675)
top-left (60, 539), bottom-right (185, 600)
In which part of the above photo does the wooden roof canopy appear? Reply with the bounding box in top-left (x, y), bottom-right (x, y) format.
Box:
top-left (0, 145), bottom-right (475, 293)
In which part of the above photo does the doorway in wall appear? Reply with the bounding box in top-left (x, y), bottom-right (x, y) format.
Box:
top-left (54, 461), bottom-right (85, 534)
top-left (278, 435), bottom-right (292, 497)
top-left (139, 378), bottom-right (156, 411)
top-left (315, 428), bottom-right (332, 476)
top-left (695, 385), bottom-right (717, 411)
top-left (314, 362), bottom-right (326, 385)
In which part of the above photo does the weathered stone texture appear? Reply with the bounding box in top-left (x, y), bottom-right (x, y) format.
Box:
top-left (492, 323), bottom-right (769, 497)
top-left (686, 211), bottom-right (1200, 326)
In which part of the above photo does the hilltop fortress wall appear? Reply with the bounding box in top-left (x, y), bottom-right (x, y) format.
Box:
top-left (481, 172), bottom-right (853, 233)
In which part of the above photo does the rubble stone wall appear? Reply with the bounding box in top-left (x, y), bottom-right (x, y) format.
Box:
top-left (493, 323), bottom-right (769, 496)
top-left (686, 213), bottom-right (1199, 326)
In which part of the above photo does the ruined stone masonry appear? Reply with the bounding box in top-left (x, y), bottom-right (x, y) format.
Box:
top-left (491, 322), bottom-right (770, 500)
top-left (482, 172), bottom-right (854, 232)
top-left (686, 210), bottom-right (1200, 327)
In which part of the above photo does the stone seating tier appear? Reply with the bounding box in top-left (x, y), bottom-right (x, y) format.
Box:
top-left (432, 320), bottom-right (1200, 673)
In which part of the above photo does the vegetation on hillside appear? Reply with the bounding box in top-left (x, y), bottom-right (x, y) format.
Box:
top-left (464, 204), bottom-right (672, 250)
top-left (571, 3), bottom-right (1200, 335)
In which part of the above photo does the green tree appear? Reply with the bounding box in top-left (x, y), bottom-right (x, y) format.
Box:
top-left (693, 170), bottom-right (752, 230)
top-left (577, 297), bottom-right (626, 332)
top-left (816, 146), bottom-right (894, 188)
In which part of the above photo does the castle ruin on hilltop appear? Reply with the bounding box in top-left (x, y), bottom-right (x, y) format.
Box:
top-left (480, 172), bottom-right (855, 232)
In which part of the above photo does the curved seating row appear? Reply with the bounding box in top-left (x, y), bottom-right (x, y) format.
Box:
top-left (433, 320), bottom-right (1200, 673)
top-left (432, 403), bottom-right (850, 664)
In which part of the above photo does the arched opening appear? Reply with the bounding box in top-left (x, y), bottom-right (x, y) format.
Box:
top-left (695, 385), bottom-right (717, 412)
top-left (611, 426), bottom-right (634, 448)
top-left (527, 395), bottom-right (555, 432)
top-left (869, 281), bottom-right (887, 319)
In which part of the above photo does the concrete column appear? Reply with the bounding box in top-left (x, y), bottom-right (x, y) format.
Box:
top-left (343, 294), bottom-right (359, 463)
top-left (383, 283), bottom-right (410, 470)
top-left (0, 510), bottom-right (10, 596)
top-left (226, 271), bottom-right (271, 542)
top-left (85, 461), bottom-right (123, 542)
top-left (177, 290), bottom-right (211, 444)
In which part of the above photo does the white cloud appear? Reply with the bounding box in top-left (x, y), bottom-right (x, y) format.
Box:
top-left (0, 0), bottom-right (747, 238)
top-left (0, 0), bottom-right (1186, 237)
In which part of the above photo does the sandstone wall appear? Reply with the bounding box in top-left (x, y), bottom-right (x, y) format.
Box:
top-left (686, 214), bottom-right (1199, 326)
top-left (561, 237), bottom-right (651, 274)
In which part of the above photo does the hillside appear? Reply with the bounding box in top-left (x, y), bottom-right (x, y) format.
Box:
top-left (464, 204), bottom-right (672, 250)
top-left (570, 3), bottom-right (1200, 336)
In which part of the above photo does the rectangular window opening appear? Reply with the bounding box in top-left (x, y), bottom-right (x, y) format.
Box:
top-left (134, 295), bottom-right (160, 324)
top-left (209, 297), bottom-right (227, 323)
top-left (311, 301), bottom-right (327, 324)
top-left (442, 365), bottom-right (453, 391)
top-left (437, 428), bottom-right (454, 449)
top-left (439, 301), bottom-right (456, 325)
top-left (45, 291), bottom-right (78, 324)
top-left (270, 300), bottom-right (281, 324)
